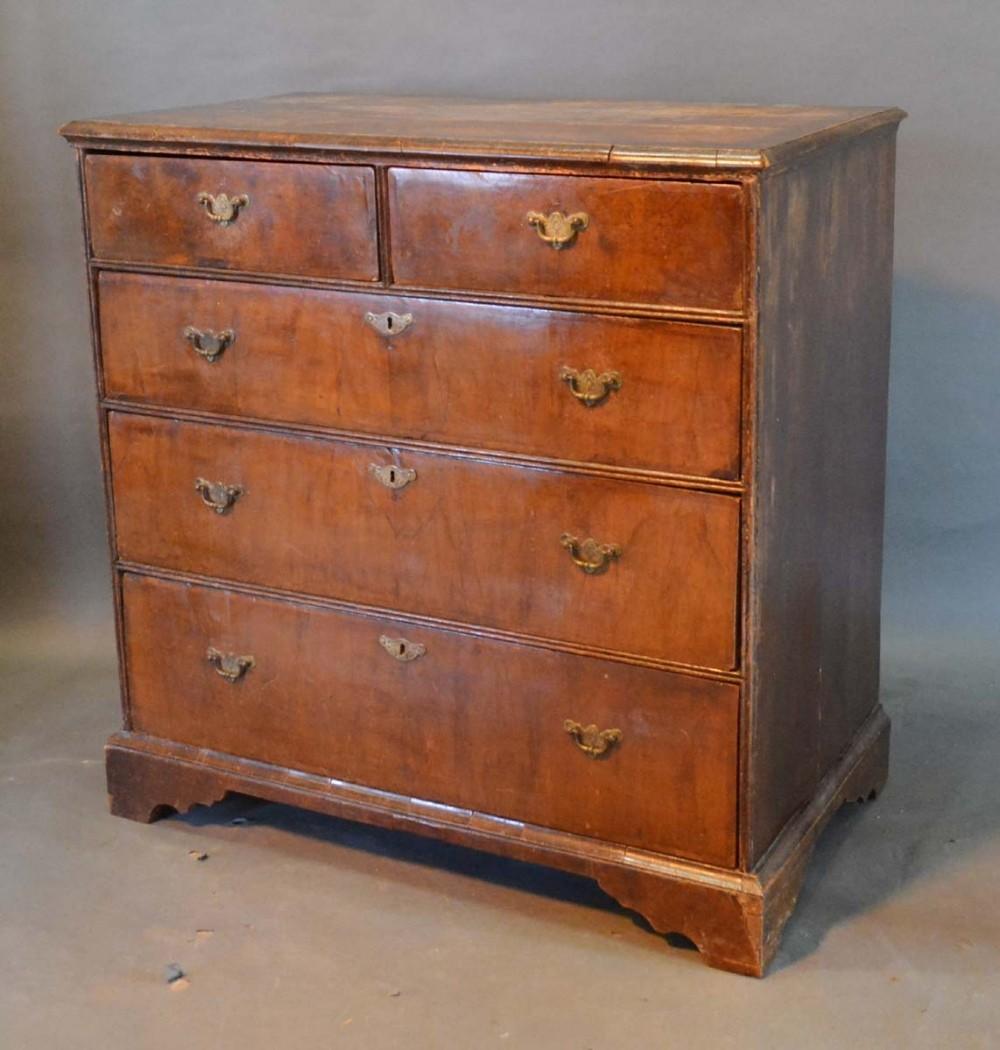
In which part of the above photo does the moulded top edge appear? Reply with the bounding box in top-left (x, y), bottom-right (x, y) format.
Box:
top-left (59, 96), bottom-right (907, 173)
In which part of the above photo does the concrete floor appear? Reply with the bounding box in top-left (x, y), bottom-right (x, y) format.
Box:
top-left (1, 623), bottom-right (997, 1049)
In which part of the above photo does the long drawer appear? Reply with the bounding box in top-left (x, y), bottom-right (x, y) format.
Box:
top-left (388, 168), bottom-right (747, 311)
top-left (85, 154), bottom-right (378, 280)
top-left (108, 412), bottom-right (740, 669)
top-left (122, 573), bottom-right (739, 866)
top-left (98, 271), bottom-right (743, 479)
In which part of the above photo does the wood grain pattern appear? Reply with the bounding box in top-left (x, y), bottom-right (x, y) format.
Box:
top-left (61, 95), bottom-right (905, 172)
top-left (85, 153), bottom-right (378, 279)
top-left (122, 572), bottom-right (739, 865)
top-left (108, 412), bottom-right (740, 670)
top-left (104, 698), bottom-right (890, 975)
top-left (61, 93), bottom-right (905, 975)
top-left (97, 271), bottom-right (743, 479)
top-left (745, 125), bottom-right (899, 863)
top-left (389, 168), bottom-right (746, 311)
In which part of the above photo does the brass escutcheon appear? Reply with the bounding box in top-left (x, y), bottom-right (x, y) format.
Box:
top-left (559, 366), bottom-right (623, 407)
top-left (364, 311), bottom-right (414, 338)
top-left (526, 210), bottom-right (589, 250)
top-left (560, 534), bottom-right (622, 575)
top-left (195, 477), bottom-right (244, 515)
top-left (369, 463), bottom-right (416, 490)
top-left (564, 720), bottom-right (623, 758)
top-left (379, 635), bottom-right (426, 662)
top-left (206, 647), bottom-right (255, 683)
top-left (197, 191), bottom-right (249, 225)
top-left (183, 326), bottom-right (235, 363)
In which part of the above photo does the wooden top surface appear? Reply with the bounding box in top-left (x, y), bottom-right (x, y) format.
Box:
top-left (61, 94), bottom-right (905, 170)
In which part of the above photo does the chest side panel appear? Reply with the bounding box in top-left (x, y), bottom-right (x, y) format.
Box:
top-left (746, 126), bottom-right (899, 864)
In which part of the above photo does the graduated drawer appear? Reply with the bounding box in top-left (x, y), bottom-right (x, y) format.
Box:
top-left (388, 169), bottom-right (747, 311)
top-left (98, 271), bottom-right (743, 480)
top-left (123, 573), bottom-right (739, 866)
top-left (108, 413), bottom-right (740, 670)
top-left (85, 154), bottom-right (378, 280)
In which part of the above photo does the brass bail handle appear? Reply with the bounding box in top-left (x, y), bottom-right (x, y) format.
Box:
top-left (560, 366), bottom-right (622, 407)
top-left (183, 326), bottom-right (235, 363)
top-left (526, 210), bottom-right (589, 250)
top-left (195, 477), bottom-right (244, 515)
top-left (206, 647), bottom-right (254, 683)
top-left (197, 191), bottom-right (250, 226)
top-left (560, 534), bottom-right (622, 575)
top-left (564, 720), bottom-right (622, 758)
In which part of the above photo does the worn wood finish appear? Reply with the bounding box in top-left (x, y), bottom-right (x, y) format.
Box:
top-left (61, 95), bottom-right (905, 172)
top-left (98, 271), bottom-right (743, 479)
top-left (104, 701), bottom-right (889, 976)
top-left (62, 95), bottom-right (905, 975)
top-left (108, 412), bottom-right (740, 670)
top-left (389, 169), bottom-right (746, 311)
top-left (599, 705), bottom-right (890, 974)
top-left (745, 125), bottom-right (900, 863)
top-left (85, 154), bottom-right (378, 280)
top-left (123, 573), bottom-right (739, 865)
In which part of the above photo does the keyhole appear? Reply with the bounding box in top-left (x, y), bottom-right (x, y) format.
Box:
top-left (396, 641), bottom-right (407, 657)
top-left (385, 315), bottom-right (394, 332)
top-left (388, 467), bottom-right (398, 484)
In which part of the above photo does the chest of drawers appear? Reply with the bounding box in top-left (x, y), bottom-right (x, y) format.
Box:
top-left (61, 95), bottom-right (904, 975)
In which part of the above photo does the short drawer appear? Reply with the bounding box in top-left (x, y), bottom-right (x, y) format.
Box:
top-left (85, 154), bottom-right (378, 280)
top-left (388, 169), bottom-right (746, 311)
top-left (98, 271), bottom-right (743, 480)
top-left (123, 573), bottom-right (739, 866)
top-left (109, 413), bottom-right (740, 670)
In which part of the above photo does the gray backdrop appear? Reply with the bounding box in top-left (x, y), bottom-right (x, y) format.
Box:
top-left (2, 0), bottom-right (998, 660)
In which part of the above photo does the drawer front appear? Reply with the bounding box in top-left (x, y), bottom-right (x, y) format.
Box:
top-left (99, 272), bottom-right (743, 480)
top-left (86, 154), bottom-right (378, 280)
top-left (388, 169), bottom-right (746, 311)
top-left (123, 573), bottom-right (739, 866)
top-left (109, 413), bottom-right (739, 669)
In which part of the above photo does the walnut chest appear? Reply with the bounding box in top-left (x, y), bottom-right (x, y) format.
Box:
top-left (61, 95), bottom-right (905, 975)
